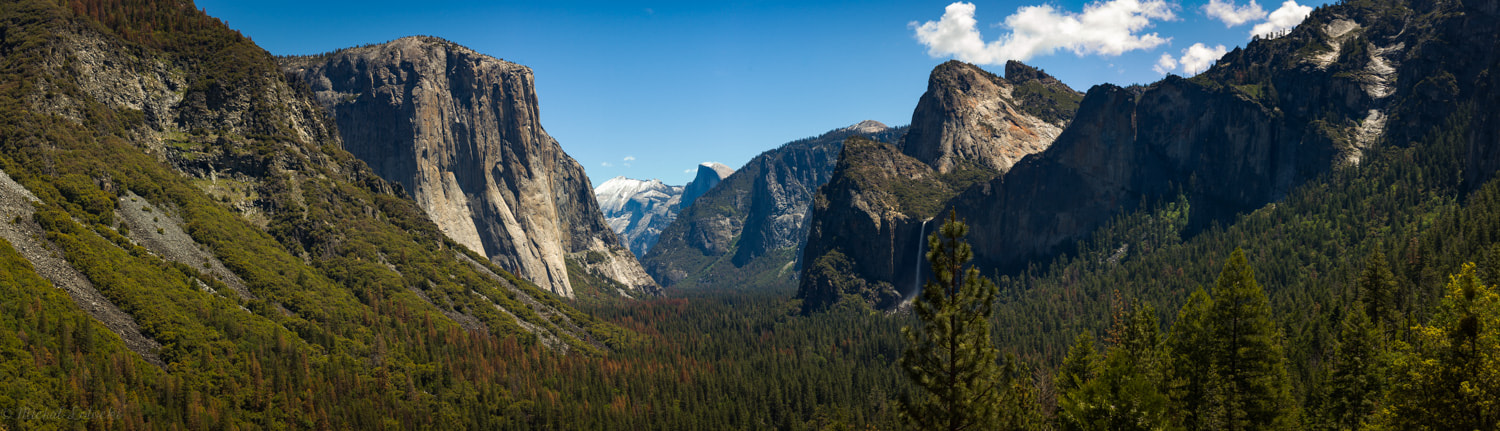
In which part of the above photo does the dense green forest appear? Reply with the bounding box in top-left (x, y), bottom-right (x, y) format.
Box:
top-left (0, 0), bottom-right (1498, 429)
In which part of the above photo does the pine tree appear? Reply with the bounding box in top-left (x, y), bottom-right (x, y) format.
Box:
top-left (900, 211), bottom-right (1003, 431)
top-left (1208, 248), bottom-right (1297, 430)
top-left (997, 354), bottom-right (1048, 430)
top-left (1168, 287), bottom-right (1224, 431)
top-left (1378, 263), bottom-right (1500, 430)
top-left (1059, 301), bottom-right (1171, 431)
top-left (1357, 251), bottom-right (1399, 341)
top-left (1057, 332), bottom-right (1099, 396)
top-left (1328, 304), bottom-right (1383, 429)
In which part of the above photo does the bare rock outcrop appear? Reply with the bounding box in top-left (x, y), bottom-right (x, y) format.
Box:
top-left (0, 169), bottom-right (163, 366)
top-left (594, 162), bottom-right (732, 258)
top-left (643, 121), bottom-right (905, 290)
top-left (797, 61), bottom-right (1080, 310)
top-left (679, 162), bottom-right (734, 208)
top-left (798, 0), bottom-right (1460, 311)
top-left (595, 177), bottom-right (685, 256)
top-left (282, 37), bottom-right (658, 296)
top-left (901, 60), bottom-right (1080, 174)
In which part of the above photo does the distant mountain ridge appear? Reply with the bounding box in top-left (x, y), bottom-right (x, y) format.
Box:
top-left (594, 162), bottom-right (733, 257)
top-left (642, 121), bottom-right (906, 290)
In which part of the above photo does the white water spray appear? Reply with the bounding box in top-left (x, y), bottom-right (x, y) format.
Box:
top-left (906, 218), bottom-right (931, 302)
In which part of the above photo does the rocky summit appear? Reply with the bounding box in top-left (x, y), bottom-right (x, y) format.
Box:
top-left (956, 0), bottom-right (1446, 273)
top-left (681, 162), bottom-right (735, 209)
top-left (281, 37), bottom-right (658, 297)
top-left (0, 2), bottom-right (632, 427)
top-left (798, 61), bottom-right (1081, 310)
top-left (643, 121), bottom-right (906, 290)
top-left (902, 60), bottom-right (1081, 174)
top-left (595, 176), bottom-right (684, 256)
top-left (798, 0), bottom-right (1500, 311)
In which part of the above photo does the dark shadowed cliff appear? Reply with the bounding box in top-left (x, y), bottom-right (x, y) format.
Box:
top-left (643, 121), bottom-right (906, 290)
top-left (799, 0), bottom-right (1500, 311)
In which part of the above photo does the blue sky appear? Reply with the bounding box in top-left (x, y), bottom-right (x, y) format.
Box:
top-left (197, 0), bottom-right (1329, 187)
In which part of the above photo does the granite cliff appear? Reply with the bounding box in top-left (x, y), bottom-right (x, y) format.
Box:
top-left (681, 162), bottom-right (735, 209)
top-left (956, 0), bottom-right (1435, 272)
top-left (281, 37), bottom-right (658, 297)
top-left (0, 1), bottom-right (628, 426)
top-left (799, 0), bottom-right (1500, 310)
top-left (799, 62), bottom-right (1081, 309)
top-left (643, 121), bottom-right (905, 290)
top-left (902, 60), bottom-right (1080, 174)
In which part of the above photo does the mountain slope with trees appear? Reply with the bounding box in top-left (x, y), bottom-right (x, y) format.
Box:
top-left (2, 0), bottom-right (1499, 428)
top-left (642, 121), bottom-right (905, 291)
top-left (0, 0), bottom-right (631, 427)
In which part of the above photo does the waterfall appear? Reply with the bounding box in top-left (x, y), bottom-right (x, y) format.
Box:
top-left (907, 218), bottom-right (931, 301)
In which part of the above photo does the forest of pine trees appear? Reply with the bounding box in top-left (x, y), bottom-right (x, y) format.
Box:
top-left (903, 242), bottom-right (1500, 430)
top-left (1, 0), bottom-right (1498, 429)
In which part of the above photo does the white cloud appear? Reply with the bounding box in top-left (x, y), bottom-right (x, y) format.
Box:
top-left (1153, 53), bottom-right (1178, 74)
top-left (1179, 43), bottom-right (1228, 74)
top-left (683, 169), bottom-right (694, 174)
top-left (911, 0), bottom-right (1175, 64)
top-left (601, 162), bottom-right (613, 167)
top-left (1203, 0), bottom-right (1266, 27)
top-left (1251, 0), bottom-right (1312, 38)
top-left (1152, 43), bottom-right (1227, 76)
top-left (623, 156), bottom-right (636, 162)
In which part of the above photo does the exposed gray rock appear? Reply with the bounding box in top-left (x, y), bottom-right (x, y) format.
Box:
top-left (593, 162), bottom-right (733, 258)
top-left (116, 192), bottom-right (254, 300)
top-left (799, 1), bottom-right (1450, 310)
top-left (0, 169), bottom-right (163, 366)
top-left (281, 36), bottom-right (658, 297)
top-left (798, 61), bottom-right (1080, 310)
top-left (595, 177), bottom-right (683, 257)
top-left (643, 121), bottom-right (905, 290)
top-left (680, 162), bottom-right (733, 208)
top-left (901, 61), bottom-right (1079, 174)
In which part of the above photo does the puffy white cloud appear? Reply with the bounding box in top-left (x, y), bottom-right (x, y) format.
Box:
top-left (1153, 53), bottom-right (1179, 74)
top-left (601, 162), bottom-right (613, 167)
top-left (1179, 43), bottom-right (1228, 74)
top-left (911, 0), bottom-right (1176, 64)
top-left (1203, 0), bottom-right (1266, 27)
top-left (1251, 0), bottom-right (1312, 37)
top-left (623, 156), bottom-right (636, 162)
top-left (1152, 43), bottom-right (1227, 76)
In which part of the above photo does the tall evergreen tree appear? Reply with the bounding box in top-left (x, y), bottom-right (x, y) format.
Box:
top-left (1358, 251), bottom-right (1399, 340)
top-left (1328, 304), bottom-right (1384, 430)
top-left (1208, 248), bottom-right (1297, 430)
top-left (1109, 299), bottom-right (1163, 364)
top-left (900, 211), bottom-right (1003, 431)
top-left (1059, 301), bottom-right (1172, 431)
top-left (997, 354), bottom-right (1049, 430)
top-left (1168, 287), bottom-right (1224, 431)
top-left (1057, 332), bottom-right (1099, 396)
